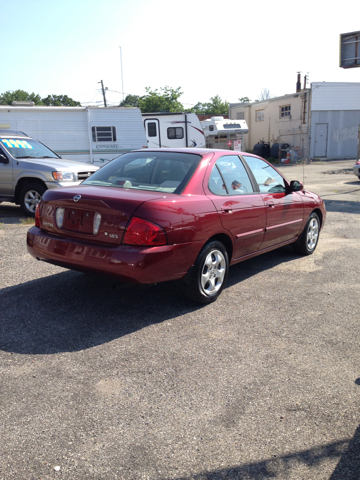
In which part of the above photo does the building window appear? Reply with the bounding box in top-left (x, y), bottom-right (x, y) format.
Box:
top-left (92, 126), bottom-right (116, 142)
top-left (167, 127), bottom-right (184, 139)
top-left (236, 112), bottom-right (245, 120)
top-left (256, 110), bottom-right (264, 122)
top-left (147, 122), bottom-right (157, 137)
top-left (280, 105), bottom-right (291, 118)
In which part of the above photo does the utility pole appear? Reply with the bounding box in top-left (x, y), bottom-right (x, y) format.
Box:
top-left (119, 47), bottom-right (124, 103)
top-left (99, 80), bottom-right (107, 107)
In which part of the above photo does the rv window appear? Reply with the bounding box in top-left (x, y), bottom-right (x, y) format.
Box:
top-left (92, 126), bottom-right (117, 142)
top-left (223, 124), bottom-right (241, 129)
top-left (209, 125), bottom-right (214, 131)
top-left (167, 127), bottom-right (184, 140)
top-left (147, 122), bottom-right (157, 137)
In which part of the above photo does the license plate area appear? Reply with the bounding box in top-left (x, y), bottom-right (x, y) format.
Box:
top-left (63, 208), bottom-right (95, 234)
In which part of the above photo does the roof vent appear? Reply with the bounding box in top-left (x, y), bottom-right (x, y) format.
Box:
top-left (211, 116), bottom-right (224, 121)
top-left (11, 101), bottom-right (35, 106)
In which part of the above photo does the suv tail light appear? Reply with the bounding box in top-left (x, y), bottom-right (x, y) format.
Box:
top-left (123, 217), bottom-right (166, 246)
top-left (356, 159), bottom-right (360, 165)
top-left (35, 203), bottom-right (41, 228)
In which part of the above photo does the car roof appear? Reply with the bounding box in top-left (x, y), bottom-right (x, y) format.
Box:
top-left (0, 129), bottom-right (30, 138)
top-left (131, 147), bottom-right (247, 156)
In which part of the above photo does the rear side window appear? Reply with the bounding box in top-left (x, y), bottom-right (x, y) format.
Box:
top-left (243, 155), bottom-right (285, 193)
top-left (209, 156), bottom-right (254, 195)
top-left (92, 126), bottom-right (117, 142)
top-left (167, 127), bottom-right (184, 139)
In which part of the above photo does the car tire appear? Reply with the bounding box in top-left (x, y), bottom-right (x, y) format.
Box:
top-left (19, 182), bottom-right (46, 216)
top-left (293, 212), bottom-right (320, 256)
top-left (182, 240), bottom-right (229, 304)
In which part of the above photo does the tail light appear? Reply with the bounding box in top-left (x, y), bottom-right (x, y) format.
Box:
top-left (35, 203), bottom-right (41, 228)
top-left (356, 160), bottom-right (360, 165)
top-left (123, 217), bottom-right (166, 246)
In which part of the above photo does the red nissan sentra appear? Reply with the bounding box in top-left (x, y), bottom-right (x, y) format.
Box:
top-left (27, 148), bottom-right (326, 304)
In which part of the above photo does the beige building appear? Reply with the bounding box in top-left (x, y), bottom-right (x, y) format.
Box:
top-left (230, 89), bottom-right (311, 159)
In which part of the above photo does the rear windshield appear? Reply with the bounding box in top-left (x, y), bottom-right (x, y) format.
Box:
top-left (0, 138), bottom-right (59, 159)
top-left (82, 151), bottom-right (202, 194)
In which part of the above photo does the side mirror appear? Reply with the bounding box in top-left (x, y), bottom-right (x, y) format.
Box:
top-left (0, 153), bottom-right (9, 164)
top-left (289, 180), bottom-right (303, 192)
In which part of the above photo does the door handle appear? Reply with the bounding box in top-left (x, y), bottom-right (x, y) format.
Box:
top-left (266, 202), bottom-right (275, 208)
top-left (221, 208), bottom-right (233, 214)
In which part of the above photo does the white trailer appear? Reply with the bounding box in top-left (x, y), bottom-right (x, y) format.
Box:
top-left (0, 106), bottom-right (148, 165)
top-left (142, 112), bottom-right (205, 148)
top-left (201, 116), bottom-right (249, 150)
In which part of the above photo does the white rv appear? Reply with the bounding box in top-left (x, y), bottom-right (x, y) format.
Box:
top-left (0, 106), bottom-right (148, 165)
top-left (142, 112), bottom-right (206, 148)
top-left (201, 116), bottom-right (249, 151)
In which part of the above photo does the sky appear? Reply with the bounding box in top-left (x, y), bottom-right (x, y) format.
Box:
top-left (1, 0), bottom-right (359, 108)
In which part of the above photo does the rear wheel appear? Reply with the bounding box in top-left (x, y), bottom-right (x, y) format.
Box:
top-left (293, 212), bottom-right (320, 256)
top-left (182, 240), bottom-right (229, 304)
top-left (19, 183), bottom-right (46, 216)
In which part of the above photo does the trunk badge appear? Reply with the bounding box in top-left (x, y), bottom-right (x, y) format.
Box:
top-left (73, 195), bottom-right (81, 202)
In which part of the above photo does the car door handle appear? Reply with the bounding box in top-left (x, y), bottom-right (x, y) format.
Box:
top-left (221, 208), bottom-right (233, 214)
top-left (266, 202), bottom-right (275, 208)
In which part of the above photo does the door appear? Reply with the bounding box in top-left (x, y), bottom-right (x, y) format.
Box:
top-left (314, 123), bottom-right (328, 157)
top-left (206, 155), bottom-right (266, 259)
top-left (0, 144), bottom-right (13, 198)
top-left (144, 119), bottom-right (161, 148)
top-left (242, 155), bottom-right (303, 250)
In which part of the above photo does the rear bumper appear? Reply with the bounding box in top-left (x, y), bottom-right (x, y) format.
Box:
top-left (27, 227), bottom-right (200, 284)
top-left (353, 165), bottom-right (360, 178)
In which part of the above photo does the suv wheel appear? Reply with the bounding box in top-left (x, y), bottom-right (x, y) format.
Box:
top-left (19, 183), bottom-right (46, 216)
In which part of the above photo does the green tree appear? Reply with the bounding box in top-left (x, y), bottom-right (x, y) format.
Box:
top-left (238, 96), bottom-right (251, 103)
top-left (190, 95), bottom-right (229, 115)
top-left (138, 86), bottom-right (184, 113)
top-left (42, 94), bottom-right (81, 106)
top-left (0, 89), bottom-right (43, 105)
top-left (119, 94), bottom-right (140, 107)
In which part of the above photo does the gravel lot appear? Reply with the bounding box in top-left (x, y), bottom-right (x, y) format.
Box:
top-left (0, 160), bottom-right (359, 480)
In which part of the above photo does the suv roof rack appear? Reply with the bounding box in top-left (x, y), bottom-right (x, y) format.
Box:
top-left (0, 129), bottom-right (29, 137)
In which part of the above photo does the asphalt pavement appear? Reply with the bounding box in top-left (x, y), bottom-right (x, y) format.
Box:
top-left (0, 160), bottom-right (359, 480)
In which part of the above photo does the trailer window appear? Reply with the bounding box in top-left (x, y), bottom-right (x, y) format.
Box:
top-left (147, 122), bottom-right (157, 137)
top-left (92, 126), bottom-right (117, 142)
top-left (167, 127), bottom-right (184, 139)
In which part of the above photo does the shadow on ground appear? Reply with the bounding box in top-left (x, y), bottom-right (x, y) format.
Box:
top-left (324, 198), bottom-right (360, 214)
top-left (0, 247), bottom-right (300, 355)
top-left (168, 427), bottom-right (360, 479)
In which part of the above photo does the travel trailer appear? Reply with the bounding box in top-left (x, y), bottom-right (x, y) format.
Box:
top-left (201, 116), bottom-right (249, 150)
top-left (0, 106), bottom-right (147, 165)
top-left (142, 112), bottom-right (206, 148)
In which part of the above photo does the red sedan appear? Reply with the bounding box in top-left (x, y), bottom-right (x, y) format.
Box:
top-left (27, 149), bottom-right (326, 303)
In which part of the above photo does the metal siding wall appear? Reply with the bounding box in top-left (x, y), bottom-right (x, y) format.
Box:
top-left (311, 83), bottom-right (360, 111)
top-left (311, 110), bottom-right (360, 158)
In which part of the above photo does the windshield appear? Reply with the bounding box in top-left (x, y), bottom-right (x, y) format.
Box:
top-left (82, 151), bottom-right (202, 194)
top-left (0, 138), bottom-right (59, 159)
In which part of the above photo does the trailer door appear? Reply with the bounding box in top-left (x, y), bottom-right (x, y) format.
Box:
top-left (144, 119), bottom-right (161, 148)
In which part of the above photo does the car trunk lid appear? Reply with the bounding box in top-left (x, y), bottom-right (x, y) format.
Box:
top-left (39, 185), bottom-right (164, 245)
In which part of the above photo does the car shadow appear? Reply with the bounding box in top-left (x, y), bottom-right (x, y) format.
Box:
top-left (0, 203), bottom-right (29, 224)
top-left (0, 248), bottom-right (300, 355)
top-left (324, 198), bottom-right (360, 214)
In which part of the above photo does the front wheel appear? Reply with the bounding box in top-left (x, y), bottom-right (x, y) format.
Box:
top-left (293, 212), bottom-right (320, 256)
top-left (19, 183), bottom-right (46, 216)
top-left (182, 240), bottom-right (229, 304)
